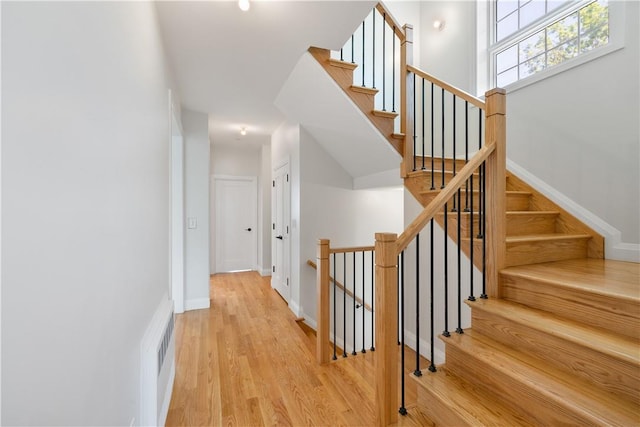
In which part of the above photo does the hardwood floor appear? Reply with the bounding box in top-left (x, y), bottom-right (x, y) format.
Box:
top-left (166, 271), bottom-right (430, 426)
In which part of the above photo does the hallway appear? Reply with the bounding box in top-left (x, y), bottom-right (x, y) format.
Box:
top-left (165, 271), bottom-right (430, 426)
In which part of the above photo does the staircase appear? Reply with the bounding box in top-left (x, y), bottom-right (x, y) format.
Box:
top-left (403, 161), bottom-right (639, 426)
top-left (307, 3), bottom-right (640, 425)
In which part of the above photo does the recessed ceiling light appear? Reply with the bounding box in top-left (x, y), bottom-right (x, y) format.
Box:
top-left (238, 0), bottom-right (250, 12)
top-left (240, 127), bottom-right (247, 136)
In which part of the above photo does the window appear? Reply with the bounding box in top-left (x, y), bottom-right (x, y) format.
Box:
top-left (490, 0), bottom-right (610, 88)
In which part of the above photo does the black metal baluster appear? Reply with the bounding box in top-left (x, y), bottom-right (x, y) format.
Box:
top-left (464, 101), bottom-right (469, 212)
top-left (456, 188), bottom-right (464, 334)
top-left (481, 162), bottom-right (488, 300)
top-left (399, 251), bottom-right (407, 416)
top-left (414, 234), bottom-right (422, 377)
top-left (352, 252), bottom-right (357, 356)
top-left (477, 108), bottom-right (483, 240)
top-left (441, 87), bottom-right (445, 189)
top-left (443, 202), bottom-right (450, 338)
top-left (452, 94), bottom-right (457, 212)
top-left (362, 251), bottom-right (367, 352)
top-left (340, 48), bottom-right (344, 62)
top-left (413, 74), bottom-right (417, 171)
top-left (362, 20), bottom-right (366, 87)
top-left (392, 27), bottom-right (396, 113)
top-left (421, 78), bottom-right (426, 170)
top-left (382, 13), bottom-right (386, 111)
top-left (429, 219), bottom-right (436, 372)
top-left (343, 252), bottom-right (348, 357)
top-left (372, 8), bottom-right (376, 89)
top-left (333, 253), bottom-right (338, 359)
top-left (397, 254), bottom-right (401, 346)
top-left (468, 172), bottom-right (476, 302)
top-left (351, 34), bottom-right (355, 64)
top-left (430, 82), bottom-right (435, 189)
top-left (371, 250), bottom-right (375, 351)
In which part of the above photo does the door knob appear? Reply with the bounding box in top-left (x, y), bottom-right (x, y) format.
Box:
top-left (276, 235), bottom-right (283, 240)
top-left (245, 228), bottom-right (252, 231)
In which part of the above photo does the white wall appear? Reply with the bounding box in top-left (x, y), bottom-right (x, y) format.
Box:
top-left (506, 1), bottom-right (640, 258)
top-left (259, 143), bottom-right (272, 275)
top-left (298, 127), bottom-right (404, 325)
top-left (209, 142), bottom-right (272, 275)
top-left (419, 0), bottom-right (477, 93)
top-left (2, 2), bottom-right (175, 424)
top-left (182, 109), bottom-right (211, 310)
top-left (413, 0), bottom-right (639, 260)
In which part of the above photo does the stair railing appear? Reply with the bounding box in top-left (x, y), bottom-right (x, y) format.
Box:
top-left (316, 239), bottom-right (376, 365)
top-left (329, 3), bottom-right (411, 156)
top-left (375, 87), bottom-right (506, 426)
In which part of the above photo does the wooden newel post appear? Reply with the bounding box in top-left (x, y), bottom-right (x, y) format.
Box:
top-left (484, 88), bottom-right (507, 298)
top-left (316, 239), bottom-right (331, 365)
top-left (374, 232), bottom-right (399, 426)
top-left (401, 24), bottom-right (414, 179)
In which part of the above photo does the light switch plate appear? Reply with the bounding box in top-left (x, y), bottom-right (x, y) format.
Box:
top-left (187, 217), bottom-right (197, 229)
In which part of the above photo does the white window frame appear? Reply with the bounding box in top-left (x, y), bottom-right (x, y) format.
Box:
top-left (486, 0), bottom-right (625, 93)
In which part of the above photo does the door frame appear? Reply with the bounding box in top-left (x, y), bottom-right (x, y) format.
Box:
top-left (170, 96), bottom-right (185, 314)
top-left (213, 175), bottom-right (258, 273)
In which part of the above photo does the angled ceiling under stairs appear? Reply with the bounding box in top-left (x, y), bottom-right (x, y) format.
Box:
top-left (275, 51), bottom-right (401, 180)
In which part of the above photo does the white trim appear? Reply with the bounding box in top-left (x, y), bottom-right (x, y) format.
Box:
top-left (301, 315), bottom-right (317, 332)
top-left (487, 0), bottom-right (625, 94)
top-left (259, 268), bottom-right (272, 277)
top-left (184, 297), bottom-right (211, 311)
top-left (288, 300), bottom-right (302, 318)
top-left (507, 159), bottom-right (640, 262)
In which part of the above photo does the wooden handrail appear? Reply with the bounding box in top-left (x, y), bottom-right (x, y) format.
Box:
top-left (407, 65), bottom-right (486, 110)
top-left (307, 260), bottom-right (372, 312)
top-left (375, 3), bottom-right (406, 41)
top-left (396, 143), bottom-right (495, 252)
top-left (329, 245), bottom-right (374, 254)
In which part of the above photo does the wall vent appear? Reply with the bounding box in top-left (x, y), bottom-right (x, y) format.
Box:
top-left (157, 313), bottom-right (174, 376)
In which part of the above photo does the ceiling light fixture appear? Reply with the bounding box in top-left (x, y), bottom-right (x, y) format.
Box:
top-left (238, 0), bottom-right (250, 12)
top-left (433, 20), bottom-right (445, 31)
top-left (240, 127), bottom-right (247, 136)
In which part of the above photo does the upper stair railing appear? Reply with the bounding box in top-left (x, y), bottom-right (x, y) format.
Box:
top-left (314, 3), bottom-right (507, 426)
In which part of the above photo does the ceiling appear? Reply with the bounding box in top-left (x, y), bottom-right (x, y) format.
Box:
top-left (155, 0), bottom-right (376, 148)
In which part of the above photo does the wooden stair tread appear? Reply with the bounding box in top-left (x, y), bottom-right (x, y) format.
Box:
top-left (350, 85), bottom-right (378, 95)
top-left (446, 330), bottom-right (640, 425)
top-left (506, 233), bottom-right (592, 243)
top-left (327, 58), bottom-right (357, 70)
top-left (372, 109), bottom-right (398, 119)
top-left (468, 298), bottom-right (639, 365)
top-left (410, 366), bottom-right (533, 426)
top-left (502, 259), bottom-right (640, 302)
top-left (391, 132), bottom-right (405, 140)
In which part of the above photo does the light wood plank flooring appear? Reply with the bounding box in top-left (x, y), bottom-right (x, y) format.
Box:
top-left (166, 271), bottom-right (430, 426)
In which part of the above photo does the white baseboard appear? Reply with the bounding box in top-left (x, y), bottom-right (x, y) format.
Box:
top-left (158, 362), bottom-right (175, 427)
top-left (289, 300), bottom-right (302, 318)
top-left (507, 160), bottom-right (640, 262)
top-left (259, 268), bottom-right (272, 277)
top-left (184, 297), bottom-right (210, 311)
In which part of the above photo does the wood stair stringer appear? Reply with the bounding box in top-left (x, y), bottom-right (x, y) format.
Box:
top-left (309, 46), bottom-right (403, 155)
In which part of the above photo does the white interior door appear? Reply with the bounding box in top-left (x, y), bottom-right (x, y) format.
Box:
top-left (272, 163), bottom-right (290, 301)
top-left (215, 176), bottom-right (257, 272)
